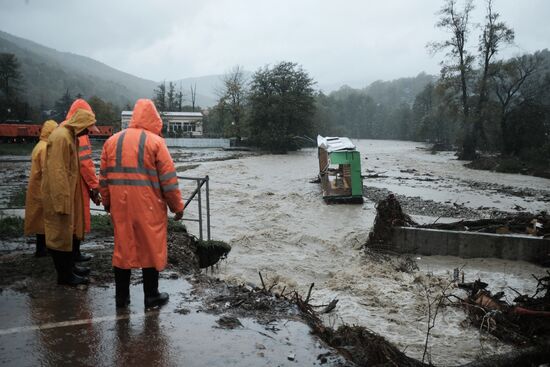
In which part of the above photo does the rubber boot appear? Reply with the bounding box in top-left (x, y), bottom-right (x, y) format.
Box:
top-left (49, 248), bottom-right (65, 281)
top-left (72, 236), bottom-right (92, 262)
top-left (55, 250), bottom-right (89, 286)
top-left (143, 268), bottom-right (168, 308)
top-left (114, 267), bottom-right (131, 308)
top-left (35, 234), bottom-right (48, 257)
top-left (73, 264), bottom-right (91, 276)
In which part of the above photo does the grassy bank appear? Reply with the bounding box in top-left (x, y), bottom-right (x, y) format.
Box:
top-left (0, 143), bottom-right (35, 156)
top-left (0, 214), bottom-right (188, 239)
top-left (0, 216), bottom-right (24, 238)
top-left (91, 214), bottom-right (188, 235)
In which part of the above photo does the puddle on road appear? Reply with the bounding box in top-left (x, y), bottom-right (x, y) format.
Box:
top-left (0, 279), bottom-right (344, 367)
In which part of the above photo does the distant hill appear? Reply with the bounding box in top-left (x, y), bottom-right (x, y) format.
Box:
top-left (329, 72), bottom-right (436, 106)
top-left (363, 72), bottom-right (437, 106)
top-left (0, 30), bottom-right (437, 110)
top-left (0, 30), bottom-right (216, 108)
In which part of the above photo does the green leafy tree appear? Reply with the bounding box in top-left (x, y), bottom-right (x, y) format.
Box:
top-left (492, 53), bottom-right (544, 155)
top-left (248, 61), bottom-right (316, 152)
top-left (153, 81), bottom-right (167, 111)
top-left (88, 95), bottom-right (119, 127)
top-left (54, 89), bottom-right (73, 119)
top-left (0, 53), bottom-right (24, 120)
top-left (167, 81), bottom-right (176, 111)
top-left (0, 53), bottom-right (22, 102)
top-left (176, 83), bottom-right (185, 112)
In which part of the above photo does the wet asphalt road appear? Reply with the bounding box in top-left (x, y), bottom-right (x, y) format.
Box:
top-left (0, 278), bottom-right (339, 367)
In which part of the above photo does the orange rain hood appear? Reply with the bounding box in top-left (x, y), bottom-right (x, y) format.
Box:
top-left (66, 99), bottom-right (93, 120)
top-left (129, 99), bottom-right (163, 136)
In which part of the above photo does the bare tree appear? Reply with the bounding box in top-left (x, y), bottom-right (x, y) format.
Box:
top-left (190, 82), bottom-right (197, 112)
top-left (419, 279), bottom-right (454, 364)
top-left (475, 0), bottom-right (515, 146)
top-left (430, 0), bottom-right (475, 159)
top-left (219, 65), bottom-right (248, 140)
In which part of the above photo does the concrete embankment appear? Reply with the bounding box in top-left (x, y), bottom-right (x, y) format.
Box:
top-left (391, 227), bottom-right (550, 264)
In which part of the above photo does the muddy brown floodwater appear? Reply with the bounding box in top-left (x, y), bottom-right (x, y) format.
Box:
top-left (177, 139), bottom-right (550, 365)
top-left (1, 139), bottom-right (550, 365)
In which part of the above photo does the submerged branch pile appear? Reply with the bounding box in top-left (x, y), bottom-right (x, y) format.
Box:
top-left (456, 273), bottom-right (550, 346)
top-left (421, 212), bottom-right (549, 237)
top-left (366, 193), bottom-right (416, 249)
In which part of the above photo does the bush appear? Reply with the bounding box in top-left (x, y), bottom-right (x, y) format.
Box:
top-left (9, 187), bottom-right (26, 207)
top-left (496, 157), bottom-right (525, 173)
top-left (0, 216), bottom-right (24, 238)
top-left (520, 143), bottom-right (550, 168)
top-left (91, 214), bottom-right (113, 235)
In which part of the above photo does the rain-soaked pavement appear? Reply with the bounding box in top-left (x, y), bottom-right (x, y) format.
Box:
top-left (0, 278), bottom-right (343, 367)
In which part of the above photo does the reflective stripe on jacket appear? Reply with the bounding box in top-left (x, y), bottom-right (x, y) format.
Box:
top-left (99, 99), bottom-right (184, 271)
top-left (62, 99), bottom-right (99, 233)
top-left (78, 134), bottom-right (99, 232)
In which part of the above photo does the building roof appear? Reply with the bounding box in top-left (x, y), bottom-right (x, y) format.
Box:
top-left (121, 111), bottom-right (203, 117)
top-left (317, 135), bottom-right (356, 153)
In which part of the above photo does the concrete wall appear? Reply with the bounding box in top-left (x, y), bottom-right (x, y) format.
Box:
top-left (165, 138), bottom-right (230, 148)
top-left (391, 227), bottom-right (550, 263)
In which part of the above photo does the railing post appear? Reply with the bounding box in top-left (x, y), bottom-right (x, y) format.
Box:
top-left (205, 175), bottom-right (210, 241)
top-left (197, 178), bottom-right (203, 241)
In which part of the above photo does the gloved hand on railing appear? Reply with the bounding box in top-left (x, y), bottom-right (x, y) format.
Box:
top-left (90, 188), bottom-right (102, 206)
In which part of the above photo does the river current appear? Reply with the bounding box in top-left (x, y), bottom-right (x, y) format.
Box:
top-left (177, 139), bottom-right (550, 364)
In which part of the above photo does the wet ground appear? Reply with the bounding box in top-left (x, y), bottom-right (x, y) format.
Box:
top-left (0, 277), bottom-right (346, 367)
top-left (2, 139), bottom-right (550, 365)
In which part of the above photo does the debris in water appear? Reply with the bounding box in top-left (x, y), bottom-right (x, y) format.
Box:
top-left (366, 193), bottom-right (416, 249)
top-left (216, 315), bottom-right (243, 329)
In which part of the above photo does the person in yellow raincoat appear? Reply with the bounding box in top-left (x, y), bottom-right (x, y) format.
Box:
top-left (42, 109), bottom-right (99, 286)
top-left (61, 99), bottom-right (101, 262)
top-left (99, 99), bottom-right (184, 308)
top-left (24, 120), bottom-right (58, 257)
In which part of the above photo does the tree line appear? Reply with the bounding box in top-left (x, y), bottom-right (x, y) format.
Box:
top-left (0, 54), bottom-right (121, 128)
top-left (2, 0), bottom-right (548, 170)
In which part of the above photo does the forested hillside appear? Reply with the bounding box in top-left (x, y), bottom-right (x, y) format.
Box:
top-left (0, 30), bottom-right (156, 108)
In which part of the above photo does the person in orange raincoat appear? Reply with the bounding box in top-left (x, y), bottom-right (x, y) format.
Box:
top-left (24, 120), bottom-right (58, 257)
top-left (99, 99), bottom-right (184, 308)
top-left (42, 109), bottom-right (99, 286)
top-left (61, 99), bottom-right (101, 262)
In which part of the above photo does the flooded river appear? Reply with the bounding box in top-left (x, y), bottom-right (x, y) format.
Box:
top-left (177, 139), bottom-right (550, 365)
top-left (1, 139), bottom-right (549, 364)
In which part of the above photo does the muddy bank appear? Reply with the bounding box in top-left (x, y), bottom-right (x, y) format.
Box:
top-left (363, 185), bottom-right (487, 219)
top-left (465, 156), bottom-right (550, 180)
top-left (0, 231), bottom-right (230, 290)
top-left (0, 232), bottom-right (351, 366)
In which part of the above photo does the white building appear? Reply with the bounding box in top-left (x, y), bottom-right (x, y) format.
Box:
top-left (121, 111), bottom-right (203, 137)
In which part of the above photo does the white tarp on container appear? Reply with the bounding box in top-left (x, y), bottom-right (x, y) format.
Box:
top-left (317, 135), bottom-right (356, 153)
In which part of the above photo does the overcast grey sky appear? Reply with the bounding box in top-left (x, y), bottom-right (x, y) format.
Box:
top-left (0, 0), bottom-right (548, 89)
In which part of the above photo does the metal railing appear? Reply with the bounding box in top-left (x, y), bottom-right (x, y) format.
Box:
top-left (178, 175), bottom-right (210, 241)
top-left (2, 175), bottom-right (212, 242)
